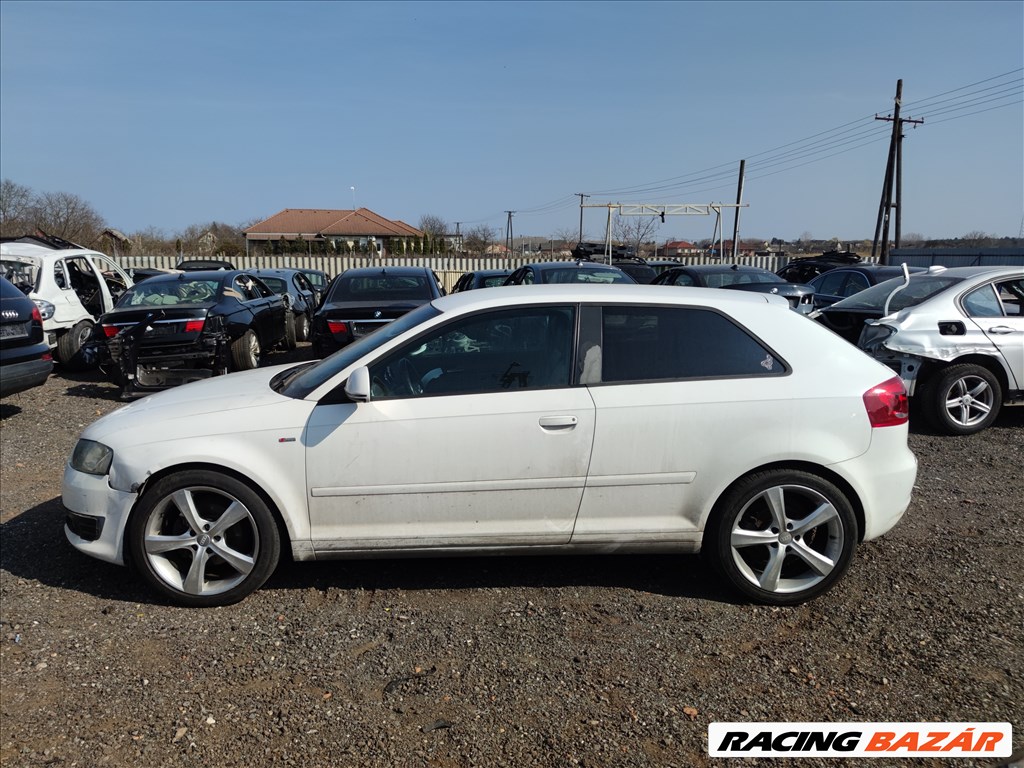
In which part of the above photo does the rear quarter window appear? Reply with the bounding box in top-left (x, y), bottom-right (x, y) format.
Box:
top-left (598, 305), bottom-right (787, 383)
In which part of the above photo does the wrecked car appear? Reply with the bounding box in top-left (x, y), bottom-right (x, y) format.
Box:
top-left (812, 265), bottom-right (1023, 435)
top-left (1, 242), bottom-right (133, 369)
top-left (92, 270), bottom-right (289, 397)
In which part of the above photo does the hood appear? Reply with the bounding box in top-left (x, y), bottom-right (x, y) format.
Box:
top-left (82, 363), bottom-right (305, 444)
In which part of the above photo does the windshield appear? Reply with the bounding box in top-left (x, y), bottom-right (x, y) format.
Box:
top-left (276, 303), bottom-right (442, 398)
top-left (119, 277), bottom-right (221, 307)
top-left (705, 270), bottom-right (783, 288)
top-left (328, 273), bottom-right (433, 302)
top-left (541, 267), bottom-right (633, 284)
top-left (826, 274), bottom-right (966, 312)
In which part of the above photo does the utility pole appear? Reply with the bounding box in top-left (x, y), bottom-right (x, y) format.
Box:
top-left (504, 211), bottom-right (515, 258)
top-left (872, 80), bottom-right (924, 264)
top-left (731, 160), bottom-right (745, 260)
top-left (454, 222), bottom-right (462, 255)
top-left (576, 193), bottom-right (590, 243)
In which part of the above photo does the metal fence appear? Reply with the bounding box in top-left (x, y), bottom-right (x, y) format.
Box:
top-left (117, 252), bottom-right (806, 293)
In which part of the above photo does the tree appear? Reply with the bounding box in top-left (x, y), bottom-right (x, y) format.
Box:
top-left (463, 224), bottom-right (497, 256)
top-left (0, 179), bottom-right (34, 237)
top-left (30, 190), bottom-right (105, 245)
top-left (613, 213), bottom-right (660, 259)
top-left (960, 230), bottom-right (992, 248)
top-left (418, 214), bottom-right (448, 254)
top-left (551, 226), bottom-right (581, 246)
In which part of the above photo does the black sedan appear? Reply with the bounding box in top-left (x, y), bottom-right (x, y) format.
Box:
top-left (311, 266), bottom-right (443, 357)
top-left (451, 269), bottom-right (512, 292)
top-left (652, 264), bottom-right (814, 314)
top-left (253, 268), bottom-right (319, 342)
top-left (807, 264), bottom-right (926, 309)
top-left (503, 261), bottom-right (636, 285)
top-left (92, 270), bottom-right (288, 397)
top-left (1, 276), bottom-right (53, 397)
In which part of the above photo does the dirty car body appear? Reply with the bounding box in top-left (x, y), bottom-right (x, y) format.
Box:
top-left (94, 270), bottom-right (287, 396)
top-left (63, 284), bottom-right (916, 608)
top-left (814, 266), bottom-right (1024, 435)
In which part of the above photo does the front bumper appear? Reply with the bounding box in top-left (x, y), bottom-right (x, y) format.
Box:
top-left (61, 463), bottom-right (137, 566)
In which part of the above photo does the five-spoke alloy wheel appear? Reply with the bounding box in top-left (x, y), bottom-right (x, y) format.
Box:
top-left (706, 470), bottom-right (858, 605)
top-left (920, 363), bottom-right (1002, 436)
top-left (128, 470), bottom-right (280, 607)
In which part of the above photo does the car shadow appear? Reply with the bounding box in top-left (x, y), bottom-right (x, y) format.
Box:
top-left (908, 403), bottom-right (1024, 436)
top-left (0, 497), bottom-right (742, 607)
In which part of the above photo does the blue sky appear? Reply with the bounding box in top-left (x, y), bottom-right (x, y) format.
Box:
top-left (1, 1), bottom-right (1021, 243)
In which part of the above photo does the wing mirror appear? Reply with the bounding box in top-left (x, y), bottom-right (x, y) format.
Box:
top-left (344, 366), bottom-right (371, 402)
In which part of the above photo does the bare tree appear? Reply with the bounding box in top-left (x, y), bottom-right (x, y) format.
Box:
top-left (31, 190), bottom-right (105, 245)
top-left (551, 226), bottom-right (582, 246)
top-left (613, 213), bottom-right (660, 259)
top-left (463, 224), bottom-right (497, 257)
top-left (0, 179), bottom-right (34, 237)
top-left (960, 230), bottom-right (992, 248)
top-left (418, 214), bottom-right (449, 254)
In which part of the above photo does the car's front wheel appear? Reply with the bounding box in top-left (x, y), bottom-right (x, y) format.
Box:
top-left (127, 470), bottom-right (281, 607)
top-left (231, 330), bottom-right (260, 370)
top-left (705, 470), bottom-right (858, 605)
top-left (295, 313), bottom-right (310, 342)
top-left (919, 363), bottom-right (1002, 436)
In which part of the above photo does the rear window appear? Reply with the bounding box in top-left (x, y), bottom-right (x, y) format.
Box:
top-left (541, 267), bottom-right (633, 284)
top-left (122, 278), bottom-right (221, 306)
top-left (329, 274), bottom-right (433, 301)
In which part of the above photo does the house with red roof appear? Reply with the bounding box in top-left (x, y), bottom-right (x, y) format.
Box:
top-left (243, 208), bottom-right (423, 256)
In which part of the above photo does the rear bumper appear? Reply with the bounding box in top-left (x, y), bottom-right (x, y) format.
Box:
top-left (0, 356), bottom-right (53, 397)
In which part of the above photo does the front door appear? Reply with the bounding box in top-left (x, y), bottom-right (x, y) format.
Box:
top-left (305, 304), bottom-right (595, 550)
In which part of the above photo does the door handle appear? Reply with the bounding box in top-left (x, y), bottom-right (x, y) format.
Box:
top-left (985, 326), bottom-right (1016, 335)
top-left (539, 415), bottom-right (578, 430)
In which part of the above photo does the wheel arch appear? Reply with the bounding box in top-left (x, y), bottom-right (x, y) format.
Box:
top-left (703, 460), bottom-right (867, 545)
top-left (127, 461), bottom-right (295, 564)
top-left (918, 354), bottom-right (1012, 398)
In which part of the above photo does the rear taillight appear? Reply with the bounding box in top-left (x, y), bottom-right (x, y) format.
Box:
top-left (184, 319), bottom-right (205, 333)
top-left (30, 305), bottom-right (42, 323)
top-left (102, 325), bottom-right (120, 338)
top-left (327, 321), bottom-right (348, 335)
top-left (863, 376), bottom-right (909, 428)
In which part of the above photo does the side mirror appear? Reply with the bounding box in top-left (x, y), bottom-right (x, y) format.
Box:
top-left (344, 366), bottom-right (371, 402)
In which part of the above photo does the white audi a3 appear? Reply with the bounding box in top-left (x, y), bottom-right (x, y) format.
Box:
top-left (63, 284), bottom-right (917, 607)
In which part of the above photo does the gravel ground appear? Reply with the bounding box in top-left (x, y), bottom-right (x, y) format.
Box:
top-left (1, 345), bottom-right (1022, 768)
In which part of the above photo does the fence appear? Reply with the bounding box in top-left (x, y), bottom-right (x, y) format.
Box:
top-left (117, 252), bottom-right (808, 293)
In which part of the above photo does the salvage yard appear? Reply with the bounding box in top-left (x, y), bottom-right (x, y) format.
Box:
top-left (1, 345), bottom-right (1022, 767)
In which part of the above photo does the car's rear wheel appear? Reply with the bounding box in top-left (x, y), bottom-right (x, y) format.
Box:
top-left (56, 320), bottom-right (96, 370)
top-left (231, 330), bottom-right (260, 370)
top-left (919, 363), bottom-right (1002, 436)
top-left (127, 470), bottom-right (281, 607)
top-left (705, 470), bottom-right (858, 605)
top-left (295, 313), bottom-right (310, 342)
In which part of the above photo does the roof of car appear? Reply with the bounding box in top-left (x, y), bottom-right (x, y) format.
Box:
top-left (0, 243), bottom-right (108, 261)
top-left (431, 283), bottom-right (784, 315)
top-left (666, 264), bottom-right (772, 273)
top-left (339, 266), bottom-right (433, 277)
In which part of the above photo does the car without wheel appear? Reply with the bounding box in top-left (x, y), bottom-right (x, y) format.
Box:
top-left (63, 283), bottom-right (917, 607)
top-left (812, 265), bottom-right (1024, 435)
top-left (91, 270), bottom-right (289, 397)
top-left (1, 242), bottom-right (133, 369)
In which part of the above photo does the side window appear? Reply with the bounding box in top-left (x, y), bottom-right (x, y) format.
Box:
top-left (369, 306), bottom-right (575, 399)
top-left (995, 278), bottom-right (1023, 317)
top-left (671, 272), bottom-right (695, 287)
top-left (961, 284), bottom-right (1003, 318)
top-left (520, 269), bottom-right (535, 286)
top-left (815, 271), bottom-right (847, 296)
top-left (232, 276), bottom-right (258, 301)
top-left (249, 276), bottom-right (275, 298)
top-left (842, 273), bottom-right (869, 297)
top-left (599, 305), bottom-right (785, 383)
top-left (53, 261), bottom-right (69, 289)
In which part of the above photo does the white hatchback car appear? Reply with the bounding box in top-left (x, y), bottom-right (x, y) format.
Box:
top-left (1, 242), bottom-right (133, 368)
top-left (63, 285), bottom-right (917, 607)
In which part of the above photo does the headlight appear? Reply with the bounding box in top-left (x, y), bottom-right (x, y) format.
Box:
top-left (70, 439), bottom-right (113, 476)
top-left (33, 299), bottom-right (55, 320)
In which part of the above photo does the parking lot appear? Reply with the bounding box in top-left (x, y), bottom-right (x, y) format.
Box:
top-left (1, 346), bottom-right (1022, 767)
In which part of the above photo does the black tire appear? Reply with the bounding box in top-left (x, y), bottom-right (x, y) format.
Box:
top-left (56, 320), bottom-right (96, 371)
top-left (127, 470), bottom-right (281, 607)
top-left (295, 313), bottom-right (310, 342)
top-left (231, 330), bottom-right (260, 370)
top-left (919, 363), bottom-right (1002, 436)
top-left (704, 469), bottom-right (858, 606)
top-left (284, 313), bottom-right (297, 350)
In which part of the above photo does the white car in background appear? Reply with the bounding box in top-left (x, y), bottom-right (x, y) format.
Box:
top-left (813, 266), bottom-right (1024, 435)
top-left (1, 242), bottom-right (133, 368)
top-left (63, 284), bottom-right (917, 607)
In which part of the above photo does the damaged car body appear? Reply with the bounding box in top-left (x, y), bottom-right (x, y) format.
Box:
top-left (92, 270), bottom-right (288, 397)
top-left (813, 266), bottom-right (1024, 435)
